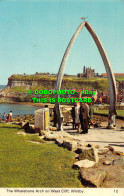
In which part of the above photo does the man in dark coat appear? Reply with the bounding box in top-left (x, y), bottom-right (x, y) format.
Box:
top-left (80, 103), bottom-right (89, 134)
top-left (53, 106), bottom-right (57, 127)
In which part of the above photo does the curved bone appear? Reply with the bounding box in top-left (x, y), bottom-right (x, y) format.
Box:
top-left (55, 22), bottom-right (85, 129)
top-left (55, 21), bottom-right (117, 130)
top-left (85, 22), bottom-right (117, 115)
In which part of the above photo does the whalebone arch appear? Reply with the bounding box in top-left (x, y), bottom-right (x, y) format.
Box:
top-left (55, 21), bottom-right (117, 130)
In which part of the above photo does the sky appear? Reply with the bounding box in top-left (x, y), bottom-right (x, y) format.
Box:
top-left (0, 0), bottom-right (124, 85)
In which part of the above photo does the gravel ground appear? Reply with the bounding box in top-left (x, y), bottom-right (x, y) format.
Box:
top-left (64, 120), bottom-right (124, 152)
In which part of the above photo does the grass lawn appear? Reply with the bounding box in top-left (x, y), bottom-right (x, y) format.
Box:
top-left (94, 109), bottom-right (124, 117)
top-left (0, 123), bottom-right (83, 188)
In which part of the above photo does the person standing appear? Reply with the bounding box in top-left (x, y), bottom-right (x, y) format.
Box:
top-left (8, 110), bottom-right (13, 122)
top-left (71, 104), bottom-right (76, 130)
top-left (75, 102), bottom-right (81, 132)
top-left (2, 112), bottom-right (6, 121)
top-left (89, 102), bottom-right (94, 126)
top-left (80, 102), bottom-right (89, 134)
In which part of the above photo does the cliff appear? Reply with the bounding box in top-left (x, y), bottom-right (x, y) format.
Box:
top-left (7, 74), bottom-right (109, 91)
top-left (0, 74), bottom-right (111, 103)
top-left (7, 74), bottom-right (56, 88)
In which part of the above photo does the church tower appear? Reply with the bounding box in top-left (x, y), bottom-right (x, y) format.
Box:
top-left (83, 65), bottom-right (86, 73)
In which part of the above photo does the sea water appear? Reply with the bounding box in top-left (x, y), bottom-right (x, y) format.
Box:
top-left (0, 103), bottom-right (41, 116)
top-left (0, 85), bottom-right (42, 115)
top-left (0, 85), bottom-right (6, 90)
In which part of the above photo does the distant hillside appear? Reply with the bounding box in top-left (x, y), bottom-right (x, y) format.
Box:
top-left (0, 74), bottom-right (123, 103)
top-left (7, 74), bottom-right (111, 92)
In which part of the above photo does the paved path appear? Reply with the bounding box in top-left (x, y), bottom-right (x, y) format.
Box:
top-left (64, 126), bottom-right (124, 152)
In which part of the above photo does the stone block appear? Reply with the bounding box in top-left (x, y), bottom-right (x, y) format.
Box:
top-left (73, 159), bottom-right (96, 168)
top-left (44, 132), bottom-right (59, 141)
top-left (79, 147), bottom-right (99, 163)
top-left (49, 127), bottom-right (57, 131)
top-left (80, 167), bottom-right (107, 187)
top-left (113, 151), bottom-right (124, 156)
top-left (21, 121), bottom-right (28, 128)
top-left (63, 140), bottom-right (77, 151)
top-left (113, 156), bottom-right (124, 166)
top-left (104, 146), bottom-right (114, 152)
top-left (55, 138), bottom-right (64, 146)
top-left (103, 160), bottom-right (113, 165)
top-left (95, 145), bottom-right (100, 149)
top-left (98, 148), bottom-right (109, 155)
top-left (34, 108), bottom-right (49, 131)
top-left (75, 147), bottom-right (89, 154)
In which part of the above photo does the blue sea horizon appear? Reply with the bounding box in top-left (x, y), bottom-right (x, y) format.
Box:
top-left (0, 85), bottom-right (6, 90)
